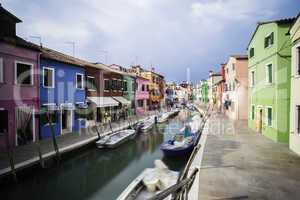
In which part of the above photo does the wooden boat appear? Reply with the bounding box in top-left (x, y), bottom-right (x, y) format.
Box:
top-left (96, 129), bottom-right (136, 148)
top-left (117, 160), bottom-right (179, 200)
top-left (140, 117), bottom-right (155, 132)
top-left (160, 135), bottom-right (196, 157)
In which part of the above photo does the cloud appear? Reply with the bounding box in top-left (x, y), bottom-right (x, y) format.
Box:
top-left (1, 0), bottom-right (298, 83)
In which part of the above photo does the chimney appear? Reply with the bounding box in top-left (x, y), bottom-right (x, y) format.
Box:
top-left (0, 4), bottom-right (22, 38)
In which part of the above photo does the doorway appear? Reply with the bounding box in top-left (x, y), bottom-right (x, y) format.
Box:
top-left (0, 110), bottom-right (8, 136)
top-left (61, 109), bottom-right (72, 134)
top-left (256, 108), bottom-right (263, 133)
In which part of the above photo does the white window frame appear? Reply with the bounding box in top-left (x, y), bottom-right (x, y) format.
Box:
top-left (0, 58), bottom-right (3, 83)
top-left (43, 67), bottom-right (55, 88)
top-left (266, 106), bottom-right (273, 127)
top-left (75, 73), bottom-right (84, 90)
top-left (265, 32), bottom-right (274, 49)
top-left (86, 76), bottom-right (96, 91)
top-left (265, 62), bottom-right (273, 84)
top-left (15, 61), bottom-right (34, 85)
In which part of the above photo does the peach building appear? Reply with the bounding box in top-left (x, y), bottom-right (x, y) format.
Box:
top-left (223, 55), bottom-right (248, 120)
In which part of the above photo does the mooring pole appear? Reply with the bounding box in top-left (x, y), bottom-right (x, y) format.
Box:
top-left (5, 131), bottom-right (17, 182)
top-left (46, 111), bottom-right (60, 164)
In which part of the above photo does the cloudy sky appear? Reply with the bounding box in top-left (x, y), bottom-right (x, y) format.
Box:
top-left (2, 0), bottom-right (299, 83)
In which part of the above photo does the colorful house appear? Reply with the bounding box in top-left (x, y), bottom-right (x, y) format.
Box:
top-left (224, 55), bottom-right (248, 120)
top-left (207, 71), bottom-right (222, 106)
top-left (0, 5), bottom-right (40, 147)
top-left (247, 18), bottom-right (294, 143)
top-left (289, 14), bottom-right (300, 154)
top-left (200, 80), bottom-right (209, 103)
top-left (39, 48), bottom-right (87, 139)
top-left (135, 75), bottom-right (150, 115)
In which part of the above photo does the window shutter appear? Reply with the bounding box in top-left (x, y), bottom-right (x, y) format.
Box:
top-left (270, 32), bottom-right (274, 45)
top-left (264, 37), bottom-right (268, 48)
top-left (0, 58), bottom-right (3, 83)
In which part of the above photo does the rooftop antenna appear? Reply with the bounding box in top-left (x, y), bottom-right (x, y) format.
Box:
top-left (99, 50), bottom-right (108, 64)
top-left (65, 41), bottom-right (75, 57)
top-left (29, 35), bottom-right (42, 47)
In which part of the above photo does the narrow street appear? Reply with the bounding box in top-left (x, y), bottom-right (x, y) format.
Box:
top-left (198, 112), bottom-right (300, 199)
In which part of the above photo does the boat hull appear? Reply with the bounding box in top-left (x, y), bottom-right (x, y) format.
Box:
top-left (160, 143), bottom-right (194, 157)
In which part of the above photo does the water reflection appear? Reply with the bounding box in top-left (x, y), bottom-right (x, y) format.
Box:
top-left (2, 110), bottom-right (192, 200)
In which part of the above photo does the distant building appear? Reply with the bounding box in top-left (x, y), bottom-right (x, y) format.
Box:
top-left (223, 55), bottom-right (248, 120)
top-left (207, 71), bottom-right (222, 106)
top-left (289, 14), bottom-right (300, 154)
top-left (248, 17), bottom-right (294, 143)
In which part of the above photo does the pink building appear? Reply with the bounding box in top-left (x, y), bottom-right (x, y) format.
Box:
top-left (224, 55), bottom-right (248, 120)
top-left (0, 5), bottom-right (40, 148)
top-left (135, 76), bottom-right (150, 115)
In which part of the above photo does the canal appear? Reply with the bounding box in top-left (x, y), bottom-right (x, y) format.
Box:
top-left (2, 110), bottom-right (194, 200)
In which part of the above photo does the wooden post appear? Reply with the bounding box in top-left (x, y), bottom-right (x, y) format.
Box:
top-left (4, 131), bottom-right (17, 182)
top-left (46, 111), bottom-right (60, 164)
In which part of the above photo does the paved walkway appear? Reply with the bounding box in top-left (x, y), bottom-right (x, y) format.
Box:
top-left (198, 112), bottom-right (300, 200)
top-left (0, 113), bottom-right (155, 178)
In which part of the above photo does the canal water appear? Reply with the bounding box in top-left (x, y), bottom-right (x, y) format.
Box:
top-left (2, 110), bottom-right (194, 200)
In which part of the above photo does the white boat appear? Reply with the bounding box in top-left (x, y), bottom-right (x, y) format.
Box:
top-left (157, 112), bottom-right (170, 123)
top-left (141, 117), bottom-right (155, 132)
top-left (96, 129), bottom-right (136, 148)
top-left (117, 160), bottom-right (179, 200)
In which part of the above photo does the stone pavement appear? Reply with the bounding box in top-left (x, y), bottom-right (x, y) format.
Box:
top-left (197, 112), bottom-right (300, 200)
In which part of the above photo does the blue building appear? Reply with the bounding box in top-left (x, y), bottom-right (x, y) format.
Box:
top-left (39, 48), bottom-right (87, 139)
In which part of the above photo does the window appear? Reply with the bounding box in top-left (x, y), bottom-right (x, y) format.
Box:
top-left (104, 79), bottom-right (110, 91)
top-left (146, 85), bottom-right (149, 91)
top-left (138, 100), bottom-right (144, 107)
top-left (76, 73), bottom-right (84, 89)
top-left (251, 105), bottom-right (255, 120)
top-left (250, 48), bottom-right (255, 58)
top-left (297, 105), bottom-right (300, 134)
top-left (15, 62), bottom-right (33, 85)
top-left (251, 71), bottom-right (255, 87)
top-left (266, 63), bottom-right (273, 84)
top-left (147, 99), bottom-right (150, 106)
top-left (86, 76), bottom-right (96, 91)
top-left (226, 68), bottom-right (229, 74)
top-left (123, 80), bottom-right (128, 91)
top-left (118, 80), bottom-right (123, 91)
top-left (142, 84), bottom-right (145, 91)
top-left (112, 79), bottom-right (118, 90)
top-left (266, 107), bottom-right (272, 127)
top-left (297, 47), bottom-right (300, 76)
top-left (0, 58), bottom-right (3, 83)
top-left (264, 32), bottom-right (274, 48)
top-left (232, 63), bottom-right (235, 71)
top-left (43, 67), bottom-right (54, 88)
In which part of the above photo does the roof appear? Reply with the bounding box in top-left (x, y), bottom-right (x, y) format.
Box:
top-left (0, 4), bottom-right (22, 23)
top-left (247, 17), bottom-right (295, 48)
top-left (230, 55), bottom-right (248, 60)
top-left (289, 12), bottom-right (300, 35)
top-left (0, 36), bottom-right (40, 51)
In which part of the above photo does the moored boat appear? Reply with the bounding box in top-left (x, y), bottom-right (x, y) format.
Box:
top-left (157, 112), bottom-right (170, 123)
top-left (117, 160), bottom-right (178, 200)
top-left (96, 129), bottom-right (136, 149)
top-left (140, 117), bottom-right (155, 132)
top-left (160, 135), bottom-right (196, 157)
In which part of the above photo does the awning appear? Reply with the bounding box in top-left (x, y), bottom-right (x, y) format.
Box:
top-left (87, 97), bottom-right (119, 108)
top-left (113, 96), bottom-right (131, 106)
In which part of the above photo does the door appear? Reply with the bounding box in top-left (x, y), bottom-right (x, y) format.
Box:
top-left (96, 108), bottom-right (102, 123)
top-left (16, 107), bottom-right (33, 146)
top-left (256, 108), bottom-right (263, 133)
top-left (61, 110), bottom-right (72, 134)
top-left (0, 110), bottom-right (8, 136)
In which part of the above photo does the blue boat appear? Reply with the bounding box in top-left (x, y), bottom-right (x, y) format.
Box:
top-left (160, 125), bottom-right (198, 157)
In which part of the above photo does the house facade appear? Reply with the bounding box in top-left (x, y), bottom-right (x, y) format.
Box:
top-left (248, 18), bottom-right (294, 143)
top-left (135, 75), bottom-right (150, 115)
top-left (207, 71), bottom-right (222, 106)
top-left (123, 74), bottom-right (136, 116)
top-left (39, 49), bottom-right (87, 139)
top-left (289, 14), bottom-right (300, 154)
top-left (224, 55), bottom-right (248, 120)
top-left (0, 6), bottom-right (40, 147)
top-left (200, 80), bottom-right (209, 103)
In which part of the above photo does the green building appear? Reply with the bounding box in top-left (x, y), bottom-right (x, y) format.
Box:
top-left (123, 74), bottom-right (136, 116)
top-left (247, 18), bottom-right (295, 143)
top-left (201, 80), bottom-right (209, 103)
